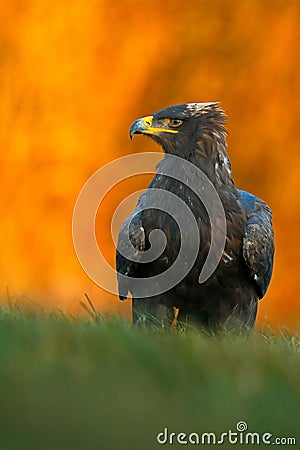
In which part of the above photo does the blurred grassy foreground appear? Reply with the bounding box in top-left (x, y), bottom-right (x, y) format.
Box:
top-left (0, 307), bottom-right (299, 450)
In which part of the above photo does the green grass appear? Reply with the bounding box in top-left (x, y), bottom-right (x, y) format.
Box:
top-left (0, 305), bottom-right (299, 450)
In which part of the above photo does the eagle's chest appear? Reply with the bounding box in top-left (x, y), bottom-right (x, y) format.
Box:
top-left (141, 174), bottom-right (246, 278)
top-left (141, 177), bottom-right (214, 266)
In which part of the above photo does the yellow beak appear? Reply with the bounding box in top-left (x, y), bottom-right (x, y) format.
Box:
top-left (129, 115), bottom-right (179, 139)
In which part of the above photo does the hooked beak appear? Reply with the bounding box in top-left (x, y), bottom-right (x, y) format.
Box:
top-left (129, 115), bottom-right (179, 139)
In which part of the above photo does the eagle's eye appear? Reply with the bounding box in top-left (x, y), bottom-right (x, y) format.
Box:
top-left (168, 118), bottom-right (183, 127)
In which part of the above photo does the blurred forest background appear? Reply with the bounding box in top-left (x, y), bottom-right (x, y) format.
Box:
top-left (0, 0), bottom-right (299, 328)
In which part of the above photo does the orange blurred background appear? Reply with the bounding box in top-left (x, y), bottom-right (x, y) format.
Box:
top-left (1, 0), bottom-right (299, 328)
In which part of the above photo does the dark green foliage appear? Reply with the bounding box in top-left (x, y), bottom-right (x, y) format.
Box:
top-left (0, 307), bottom-right (299, 450)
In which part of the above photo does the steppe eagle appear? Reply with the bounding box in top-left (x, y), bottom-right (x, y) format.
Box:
top-left (116, 103), bottom-right (274, 329)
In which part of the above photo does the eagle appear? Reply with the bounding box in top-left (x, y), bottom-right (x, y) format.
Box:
top-left (116, 103), bottom-right (274, 329)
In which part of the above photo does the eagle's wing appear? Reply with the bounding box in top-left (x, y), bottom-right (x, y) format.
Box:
top-left (116, 196), bottom-right (146, 300)
top-left (238, 190), bottom-right (274, 299)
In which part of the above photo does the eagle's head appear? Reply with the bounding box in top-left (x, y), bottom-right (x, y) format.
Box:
top-left (130, 102), bottom-right (227, 160)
